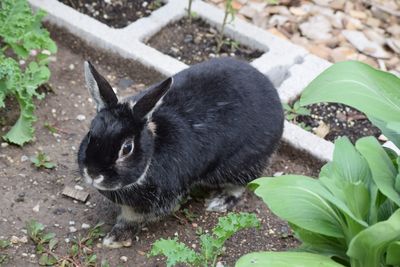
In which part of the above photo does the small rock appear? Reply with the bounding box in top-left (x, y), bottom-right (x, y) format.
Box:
top-left (10, 236), bottom-right (19, 244)
top-left (183, 34), bottom-right (193, 43)
top-left (69, 221), bottom-right (75, 225)
top-left (239, 5), bottom-right (257, 18)
top-left (269, 15), bottom-right (289, 26)
top-left (289, 6), bottom-right (307, 16)
top-left (273, 171), bottom-right (284, 177)
top-left (22, 253), bottom-right (28, 257)
top-left (331, 47), bottom-right (357, 62)
top-left (32, 204), bottom-right (40, 213)
top-left (216, 262), bottom-right (224, 267)
top-left (342, 30), bottom-right (390, 59)
top-left (81, 223), bottom-right (90, 229)
top-left (120, 256), bottom-right (128, 262)
top-left (365, 17), bottom-right (381, 28)
top-left (76, 114), bottom-right (86, 121)
top-left (20, 155), bottom-right (29, 162)
top-left (388, 25), bottom-right (400, 37)
top-left (69, 64), bottom-right (75, 70)
top-left (307, 44), bottom-right (332, 60)
top-left (349, 10), bottom-right (367, 20)
top-left (299, 15), bottom-right (332, 40)
top-left (364, 29), bottom-right (386, 46)
top-left (1, 143), bottom-right (8, 148)
top-left (69, 226), bottom-right (77, 233)
top-left (387, 39), bottom-right (400, 55)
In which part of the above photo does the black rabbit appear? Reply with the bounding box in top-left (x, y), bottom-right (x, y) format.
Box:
top-left (78, 58), bottom-right (284, 248)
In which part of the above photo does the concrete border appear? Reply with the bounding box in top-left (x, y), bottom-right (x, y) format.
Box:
top-left (28, 0), bottom-right (334, 161)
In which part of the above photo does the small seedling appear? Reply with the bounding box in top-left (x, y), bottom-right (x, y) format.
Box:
top-left (182, 208), bottom-right (198, 222)
top-left (283, 100), bottom-right (311, 122)
top-left (26, 219), bottom-right (106, 266)
top-left (0, 239), bottom-right (10, 266)
top-left (44, 121), bottom-right (57, 134)
top-left (216, 0), bottom-right (237, 54)
top-left (149, 212), bottom-right (260, 267)
top-left (149, 0), bottom-right (163, 10)
top-left (30, 151), bottom-right (56, 169)
top-left (26, 220), bottom-right (59, 266)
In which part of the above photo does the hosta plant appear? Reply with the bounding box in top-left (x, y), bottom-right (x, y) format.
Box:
top-left (237, 61), bottom-right (400, 267)
top-left (0, 0), bottom-right (57, 145)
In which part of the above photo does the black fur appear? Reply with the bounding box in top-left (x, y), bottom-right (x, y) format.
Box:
top-left (78, 58), bottom-right (284, 244)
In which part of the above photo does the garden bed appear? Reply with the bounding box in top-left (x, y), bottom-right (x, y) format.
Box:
top-left (0, 25), bottom-right (323, 267)
top-left (147, 17), bottom-right (264, 65)
top-left (58, 0), bottom-right (164, 28)
top-left (287, 101), bottom-right (381, 143)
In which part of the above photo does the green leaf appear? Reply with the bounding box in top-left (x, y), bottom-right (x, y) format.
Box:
top-left (26, 220), bottom-right (45, 242)
top-left (38, 253), bottom-right (57, 266)
top-left (251, 175), bottom-right (344, 238)
top-left (41, 232), bottom-right (56, 243)
top-left (300, 61), bottom-right (400, 123)
top-left (70, 244), bottom-right (79, 257)
top-left (48, 238), bottom-right (58, 251)
top-left (0, 240), bottom-right (10, 249)
top-left (291, 224), bottom-right (348, 262)
top-left (356, 137), bottom-right (400, 206)
top-left (347, 209), bottom-right (400, 267)
top-left (235, 252), bottom-right (345, 267)
top-left (149, 238), bottom-right (198, 267)
top-left (386, 241), bottom-right (400, 265)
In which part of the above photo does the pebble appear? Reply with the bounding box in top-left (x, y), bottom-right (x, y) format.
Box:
top-left (81, 223), bottom-right (90, 229)
top-left (22, 253), bottom-right (28, 257)
top-left (69, 221), bottom-right (75, 225)
top-left (69, 64), bottom-right (75, 70)
top-left (20, 155), bottom-right (29, 162)
top-left (120, 256), bottom-right (128, 262)
top-left (76, 114), bottom-right (86, 121)
top-left (1, 143), bottom-right (8, 148)
top-left (32, 204), bottom-right (40, 212)
top-left (342, 30), bottom-right (390, 59)
top-left (69, 226), bottom-right (77, 233)
top-left (299, 15), bottom-right (332, 40)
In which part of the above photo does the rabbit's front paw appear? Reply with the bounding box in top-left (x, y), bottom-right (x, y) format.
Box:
top-left (103, 222), bottom-right (139, 248)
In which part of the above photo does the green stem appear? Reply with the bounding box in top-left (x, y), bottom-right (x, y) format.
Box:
top-left (188, 0), bottom-right (193, 23)
top-left (216, 8), bottom-right (229, 54)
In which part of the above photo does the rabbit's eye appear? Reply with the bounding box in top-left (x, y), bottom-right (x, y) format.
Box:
top-left (119, 139), bottom-right (134, 159)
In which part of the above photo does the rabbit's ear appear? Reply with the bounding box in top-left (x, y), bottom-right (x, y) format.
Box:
top-left (84, 61), bottom-right (118, 111)
top-left (132, 77), bottom-right (173, 120)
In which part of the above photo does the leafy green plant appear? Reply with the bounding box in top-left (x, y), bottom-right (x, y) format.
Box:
top-left (0, 239), bottom-right (10, 266)
top-left (26, 220), bottom-right (59, 265)
top-left (237, 61), bottom-right (400, 267)
top-left (30, 151), bottom-right (56, 169)
top-left (27, 220), bottom-right (106, 266)
top-left (283, 100), bottom-right (311, 121)
top-left (149, 212), bottom-right (260, 267)
top-left (0, 0), bottom-right (57, 146)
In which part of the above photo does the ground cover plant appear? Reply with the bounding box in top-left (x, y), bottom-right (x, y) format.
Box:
top-left (149, 212), bottom-right (260, 267)
top-left (0, 0), bottom-right (57, 146)
top-left (237, 61), bottom-right (400, 267)
top-left (26, 219), bottom-right (106, 266)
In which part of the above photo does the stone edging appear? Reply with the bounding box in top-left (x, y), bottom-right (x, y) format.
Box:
top-left (28, 0), bottom-right (334, 161)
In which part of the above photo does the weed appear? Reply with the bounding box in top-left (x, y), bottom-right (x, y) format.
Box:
top-left (30, 151), bottom-right (56, 169)
top-left (283, 100), bottom-right (311, 122)
top-left (149, 212), bottom-right (260, 267)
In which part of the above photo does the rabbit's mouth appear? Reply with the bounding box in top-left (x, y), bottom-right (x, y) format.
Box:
top-left (83, 167), bottom-right (122, 191)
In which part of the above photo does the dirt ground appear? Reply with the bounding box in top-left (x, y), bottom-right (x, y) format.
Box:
top-left (0, 26), bottom-right (322, 266)
top-left (147, 17), bottom-right (264, 65)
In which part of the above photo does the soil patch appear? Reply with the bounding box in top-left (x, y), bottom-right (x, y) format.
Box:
top-left (295, 102), bottom-right (381, 143)
top-left (147, 17), bottom-right (264, 65)
top-left (0, 26), bottom-right (321, 266)
top-left (57, 0), bottom-right (163, 28)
